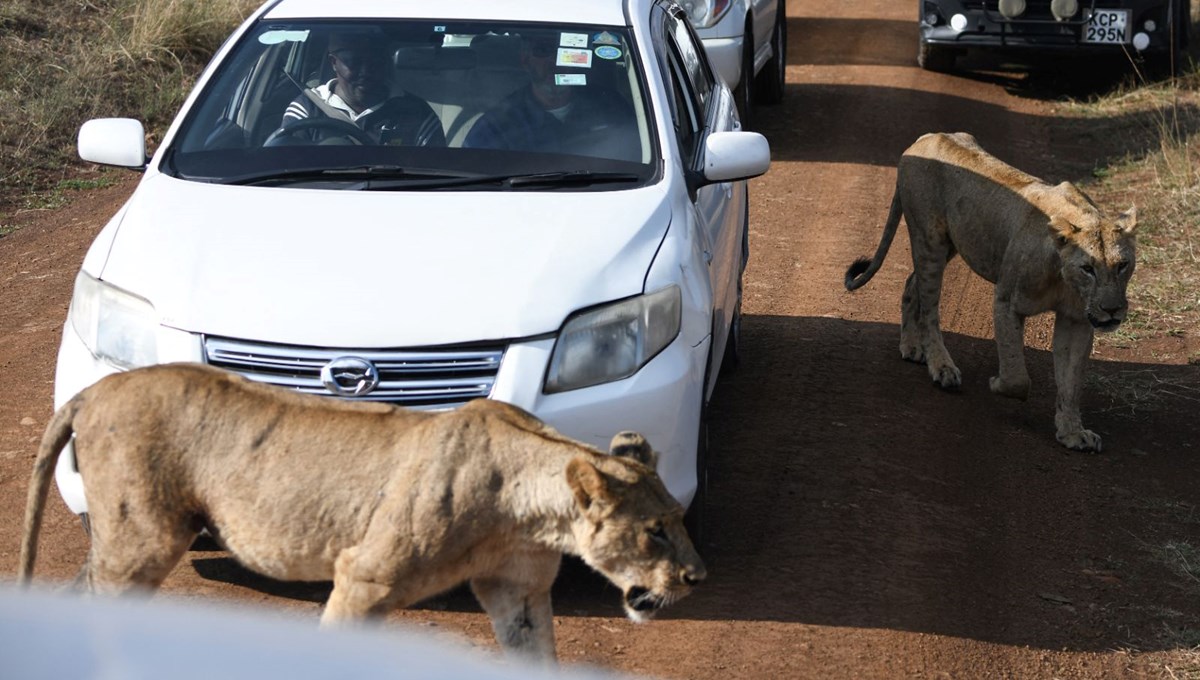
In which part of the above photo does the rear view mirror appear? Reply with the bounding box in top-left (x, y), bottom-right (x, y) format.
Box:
top-left (78, 118), bottom-right (147, 168)
top-left (702, 131), bottom-right (770, 183)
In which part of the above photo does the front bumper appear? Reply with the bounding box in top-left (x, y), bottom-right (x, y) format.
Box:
top-left (920, 0), bottom-right (1181, 54)
top-left (693, 4), bottom-right (749, 90)
top-left (53, 320), bottom-right (707, 515)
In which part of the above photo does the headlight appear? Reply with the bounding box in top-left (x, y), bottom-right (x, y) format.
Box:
top-left (545, 286), bottom-right (681, 394)
top-left (680, 0), bottom-right (733, 30)
top-left (69, 271), bottom-right (158, 369)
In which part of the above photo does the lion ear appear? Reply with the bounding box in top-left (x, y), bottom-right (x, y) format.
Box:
top-left (566, 457), bottom-right (613, 513)
top-left (1047, 214), bottom-right (1080, 239)
top-left (1116, 206), bottom-right (1138, 235)
top-left (609, 431), bottom-right (657, 468)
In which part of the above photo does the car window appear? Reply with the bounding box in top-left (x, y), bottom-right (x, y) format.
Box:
top-left (661, 13), bottom-right (706, 167)
top-left (664, 42), bottom-right (702, 165)
top-left (665, 10), bottom-right (714, 112)
top-left (165, 20), bottom-right (657, 189)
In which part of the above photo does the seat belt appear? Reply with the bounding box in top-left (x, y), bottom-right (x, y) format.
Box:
top-left (301, 89), bottom-right (355, 123)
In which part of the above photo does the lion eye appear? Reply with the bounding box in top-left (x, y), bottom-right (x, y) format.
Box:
top-left (1081, 264), bottom-right (1096, 277)
top-left (1116, 261), bottom-right (1129, 274)
top-left (646, 524), bottom-right (670, 546)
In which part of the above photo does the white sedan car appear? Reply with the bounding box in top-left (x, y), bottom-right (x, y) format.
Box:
top-left (58, 0), bottom-right (770, 536)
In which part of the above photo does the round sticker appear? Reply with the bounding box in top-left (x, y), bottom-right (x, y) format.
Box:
top-left (594, 45), bottom-right (622, 60)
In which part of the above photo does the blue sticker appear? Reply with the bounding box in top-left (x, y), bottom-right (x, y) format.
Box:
top-left (594, 45), bottom-right (622, 60)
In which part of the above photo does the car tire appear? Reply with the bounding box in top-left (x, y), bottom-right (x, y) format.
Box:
top-left (918, 37), bottom-right (956, 72)
top-left (754, 0), bottom-right (787, 105)
top-left (734, 29), bottom-right (755, 129)
top-left (683, 360), bottom-right (711, 554)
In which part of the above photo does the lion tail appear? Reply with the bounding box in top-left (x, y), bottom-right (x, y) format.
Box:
top-left (18, 396), bottom-right (82, 584)
top-left (844, 186), bottom-right (903, 291)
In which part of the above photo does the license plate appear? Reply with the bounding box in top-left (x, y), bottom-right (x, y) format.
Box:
top-left (1083, 9), bottom-right (1129, 44)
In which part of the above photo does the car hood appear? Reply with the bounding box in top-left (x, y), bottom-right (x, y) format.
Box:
top-left (99, 174), bottom-right (671, 347)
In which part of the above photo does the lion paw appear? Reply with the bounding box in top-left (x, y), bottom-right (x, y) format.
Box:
top-left (988, 376), bottom-right (1030, 400)
top-left (1057, 428), bottom-right (1102, 453)
top-left (900, 344), bottom-right (925, 364)
top-left (929, 363), bottom-right (962, 389)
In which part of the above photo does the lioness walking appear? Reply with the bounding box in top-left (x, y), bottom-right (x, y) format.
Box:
top-left (19, 363), bottom-right (705, 663)
top-left (845, 132), bottom-right (1137, 452)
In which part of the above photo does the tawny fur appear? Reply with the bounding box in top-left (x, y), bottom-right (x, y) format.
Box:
top-left (845, 132), bottom-right (1137, 452)
top-left (19, 363), bottom-right (705, 663)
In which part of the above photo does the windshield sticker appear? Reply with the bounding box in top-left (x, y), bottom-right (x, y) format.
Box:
top-left (592, 31), bottom-right (621, 46)
top-left (555, 74), bottom-right (587, 86)
top-left (594, 45), bottom-right (622, 60)
top-left (556, 48), bottom-right (592, 68)
top-left (559, 32), bottom-right (589, 48)
top-left (258, 30), bottom-right (309, 45)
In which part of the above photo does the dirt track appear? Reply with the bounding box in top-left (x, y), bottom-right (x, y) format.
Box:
top-left (3, 1), bottom-right (1200, 677)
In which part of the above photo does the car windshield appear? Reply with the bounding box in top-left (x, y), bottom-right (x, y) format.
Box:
top-left (164, 19), bottom-right (657, 190)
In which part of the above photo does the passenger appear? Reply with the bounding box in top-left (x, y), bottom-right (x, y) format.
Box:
top-left (271, 30), bottom-right (445, 146)
top-left (463, 33), bottom-right (631, 155)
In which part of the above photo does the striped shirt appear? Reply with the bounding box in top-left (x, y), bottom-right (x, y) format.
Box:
top-left (281, 80), bottom-right (446, 147)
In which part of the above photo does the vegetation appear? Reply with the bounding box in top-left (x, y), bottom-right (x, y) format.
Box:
top-left (0, 0), bottom-right (258, 207)
top-left (1069, 69), bottom-right (1200, 359)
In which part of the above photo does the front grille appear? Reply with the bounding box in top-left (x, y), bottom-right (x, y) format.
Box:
top-left (204, 336), bottom-right (504, 410)
top-left (977, 1), bottom-right (1124, 22)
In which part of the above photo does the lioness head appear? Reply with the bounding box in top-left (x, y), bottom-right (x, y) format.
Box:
top-left (1048, 198), bottom-right (1138, 332)
top-left (565, 432), bottom-right (706, 623)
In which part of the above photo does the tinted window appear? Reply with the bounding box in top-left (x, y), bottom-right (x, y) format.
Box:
top-left (165, 20), bottom-right (657, 189)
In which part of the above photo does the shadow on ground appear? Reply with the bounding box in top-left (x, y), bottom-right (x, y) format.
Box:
top-left (765, 16), bottom-right (1200, 183)
top-left (789, 15), bottom-right (1190, 98)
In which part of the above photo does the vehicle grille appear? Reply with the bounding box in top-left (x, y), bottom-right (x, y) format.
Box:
top-left (977, 1), bottom-right (1124, 22)
top-left (204, 336), bottom-right (504, 410)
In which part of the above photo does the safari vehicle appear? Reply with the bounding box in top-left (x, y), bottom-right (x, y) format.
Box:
top-left (918, 0), bottom-right (1191, 72)
top-left (683, 0), bottom-right (787, 127)
top-left (56, 0), bottom-right (770, 536)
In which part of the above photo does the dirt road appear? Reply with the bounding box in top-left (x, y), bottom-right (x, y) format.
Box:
top-left (2, 1), bottom-right (1199, 677)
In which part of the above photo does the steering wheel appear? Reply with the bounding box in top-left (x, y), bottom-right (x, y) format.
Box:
top-left (263, 117), bottom-right (376, 147)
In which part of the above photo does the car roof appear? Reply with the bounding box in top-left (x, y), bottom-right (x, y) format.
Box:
top-left (262, 0), bottom-right (637, 26)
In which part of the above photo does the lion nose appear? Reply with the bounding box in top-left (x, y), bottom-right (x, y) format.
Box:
top-left (681, 565), bottom-right (706, 586)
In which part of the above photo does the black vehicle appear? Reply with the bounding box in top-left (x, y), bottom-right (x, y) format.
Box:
top-left (918, 0), bottom-right (1191, 73)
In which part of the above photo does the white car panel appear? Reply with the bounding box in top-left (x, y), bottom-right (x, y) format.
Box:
top-left (98, 175), bottom-right (672, 348)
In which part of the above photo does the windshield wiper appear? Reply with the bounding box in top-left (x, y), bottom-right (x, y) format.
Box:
top-left (360, 170), bottom-right (642, 191)
top-left (503, 171), bottom-right (642, 188)
top-left (222, 165), bottom-right (479, 187)
top-left (219, 166), bottom-right (642, 190)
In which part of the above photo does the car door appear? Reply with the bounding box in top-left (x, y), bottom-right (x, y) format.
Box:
top-left (662, 7), bottom-right (742, 380)
top-left (751, 0), bottom-right (780, 67)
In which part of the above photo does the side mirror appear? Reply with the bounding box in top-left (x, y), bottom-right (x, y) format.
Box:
top-left (702, 131), bottom-right (770, 183)
top-left (78, 118), bottom-right (147, 168)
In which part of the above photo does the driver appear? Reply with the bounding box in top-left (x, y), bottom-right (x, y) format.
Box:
top-left (275, 30), bottom-right (446, 146)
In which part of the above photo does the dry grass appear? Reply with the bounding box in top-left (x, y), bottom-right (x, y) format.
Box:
top-left (0, 0), bottom-right (258, 207)
top-left (1087, 367), bottom-right (1200, 416)
top-left (1065, 70), bottom-right (1200, 356)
